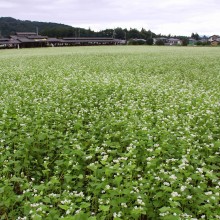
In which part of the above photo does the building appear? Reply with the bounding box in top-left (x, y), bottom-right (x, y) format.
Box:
top-left (0, 37), bottom-right (20, 48)
top-left (208, 35), bottom-right (220, 46)
top-left (167, 38), bottom-right (182, 46)
top-left (10, 32), bottom-right (48, 48)
top-left (0, 32), bottom-right (124, 49)
top-left (153, 37), bottom-right (168, 45)
top-left (153, 37), bottom-right (182, 46)
top-left (188, 38), bottom-right (197, 46)
top-left (60, 37), bottom-right (122, 46)
top-left (127, 38), bottom-right (146, 45)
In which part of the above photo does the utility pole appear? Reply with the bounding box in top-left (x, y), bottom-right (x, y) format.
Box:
top-left (124, 31), bottom-right (127, 44)
top-left (112, 29), bottom-right (116, 39)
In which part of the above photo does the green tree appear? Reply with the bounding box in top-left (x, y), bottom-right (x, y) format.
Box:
top-left (181, 38), bottom-right (189, 46)
top-left (98, 29), bottom-right (114, 37)
top-left (114, 28), bottom-right (126, 39)
top-left (155, 39), bottom-right (164, 45)
top-left (127, 28), bottom-right (142, 39)
top-left (191, 32), bottom-right (200, 40)
top-left (140, 28), bottom-right (155, 39)
top-left (146, 38), bottom-right (153, 45)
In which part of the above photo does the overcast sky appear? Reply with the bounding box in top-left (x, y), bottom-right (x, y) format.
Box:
top-left (1, 0), bottom-right (220, 36)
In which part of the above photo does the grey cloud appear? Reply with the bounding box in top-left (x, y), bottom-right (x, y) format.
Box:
top-left (1, 0), bottom-right (220, 35)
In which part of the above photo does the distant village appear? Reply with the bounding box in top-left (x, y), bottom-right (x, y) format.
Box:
top-left (129, 35), bottom-right (220, 46)
top-left (0, 32), bottom-right (220, 49)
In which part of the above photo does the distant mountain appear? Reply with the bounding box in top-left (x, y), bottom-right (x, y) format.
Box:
top-left (0, 17), bottom-right (95, 37)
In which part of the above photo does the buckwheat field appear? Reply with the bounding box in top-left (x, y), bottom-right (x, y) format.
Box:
top-left (0, 46), bottom-right (220, 220)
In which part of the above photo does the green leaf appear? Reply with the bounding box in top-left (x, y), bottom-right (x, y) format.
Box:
top-left (50, 176), bottom-right (60, 184)
top-left (33, 215), bottom-right (42, 220)
top-left (88, 217), bottom-right (97, 220)
top-left (163, 215), bottom-right (179, 220)
top-left (214, 141), bottom-right (220, 148)
top-left (153, 200), bottom-right (161, 207)
top-left (155, 191), bottom-right (163, 198)
top-left (38, 133), bottom-right (47, 141)
top-left (64, 174), bottom-right (72, 183)
top-left (0, 188), bottom-right (4, 194)
top-left (78, 174), bottom-right (83, 179)
top-left (159, 206), bottom-right (171, 213)
top-left (172, 208), bottom-right (182, 214)
top-left (73, 212), bottom-right (88, 220)
top-left (99, 205), bottom-right (110, 212)
top-left (10, 176), bottom-right (23, 182)
top-left (105, 168), bottom-right (113, 176)
top-left (114, 176), bottom-right (122, 185)
top-left (162, 186), bottom-right (172, 192)
top-left (80, 202), bottom-right (90, 209)
top-left (58, 204), bottom-right (69, 210)
top-left (43, 197), bottom-right (51, 203)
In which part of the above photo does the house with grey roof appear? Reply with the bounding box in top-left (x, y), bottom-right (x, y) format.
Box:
top-left (0, 37), bottom-right (20, 48)
top-left (167, 38), bottom-right (182, 46)
top-left (153, 37), bottom-right (182, 45)
top-left (208, 35), bottom-right (220, 46)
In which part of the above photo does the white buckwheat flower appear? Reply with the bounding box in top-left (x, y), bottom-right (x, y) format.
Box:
top-left (171, 192), bottom-right (180, 197)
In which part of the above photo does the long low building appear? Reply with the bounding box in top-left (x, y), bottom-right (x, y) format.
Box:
top-left (0, 32), bottom-right (124, 48)
top-left (0, 38), bottom-right (20, 48)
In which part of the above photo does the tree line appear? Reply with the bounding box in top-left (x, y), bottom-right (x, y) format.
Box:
top-left (1, 17), bottom-right (209, 46)
top-left (0, 17), bottom-right (156, 40)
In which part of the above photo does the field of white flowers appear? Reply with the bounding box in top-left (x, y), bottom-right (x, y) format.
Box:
top-left (0, 46), bottom-right (220, 220)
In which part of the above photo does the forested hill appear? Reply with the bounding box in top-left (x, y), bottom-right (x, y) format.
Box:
top-left (0, 17), bottom-right (96, 37)
top-left (0, 17), bottom-right (158, 40)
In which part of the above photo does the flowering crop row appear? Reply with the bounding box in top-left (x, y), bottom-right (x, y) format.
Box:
top-left (0, 46), bottom-right (220, 219)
